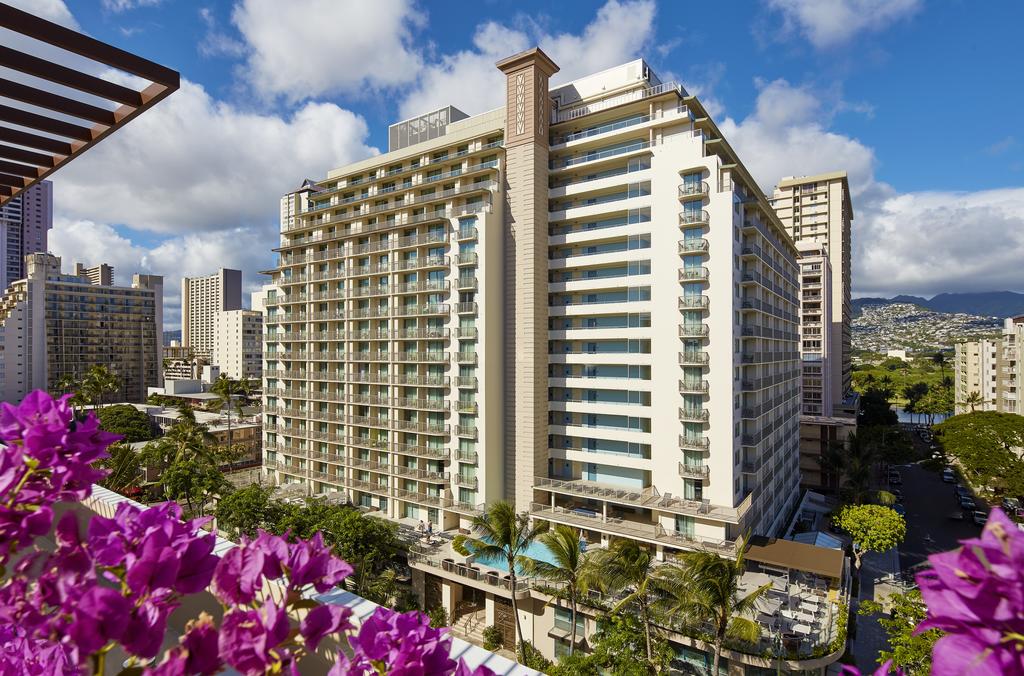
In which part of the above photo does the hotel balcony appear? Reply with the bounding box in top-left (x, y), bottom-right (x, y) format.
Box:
top-left (678, 407), bottom-right (710, 423)
top-left (454, 449), bottom-right (478, 463)
top-left (678, 209), bottom-right (710, 227)
top-left (454, 474), bottom-right (479, 490)
top-left (678, 323), bottom-right (709, 338)
top-left (679, 435), bottom-right (710, 451)
top-left (678, 461), bottom-right (710, 479)
top-left (456, 276), bottom-right (478, 291)
top-left (678, 267), bottom-right (709, 283)
top-left (677, 181), bottom-right (709, 201)
top-left (678, 295), bottom-right (709, 310)
top-left (678, 238), bottom-right (709, 254)
top-left (455, 376), bottom-right (478, 388)
top-left (456, 400), bottom-right (479, 414)
top-left (529, 502), bottom-right (735, 555)
top-left (532, 476), bottom-right (750, 524)
top-left (457, 226), bottom-right (478, 241)
top-left (678, 379), bottom-right (709, 394)
top-left (456, 302), bottom-right (478, 314)
top-left (678, 350), bottom-right (709, 366)
top-left (455, 425), bottom-right (479, 440)
top-left (456, 252), bottom-right (479, 266)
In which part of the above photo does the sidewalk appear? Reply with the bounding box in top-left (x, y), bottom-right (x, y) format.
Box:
top-left (850, 547), bottom-right (902, 672)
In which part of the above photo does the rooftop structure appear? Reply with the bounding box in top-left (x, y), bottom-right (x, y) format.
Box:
top-left (0, 4), bottom-right (179, 205)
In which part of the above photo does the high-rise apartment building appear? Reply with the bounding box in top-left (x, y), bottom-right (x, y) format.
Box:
top-left (0, 181), bottom-right (52, 290)
top-left (213, 309), bottom-right (263, 381)
top-left (770, 172), bottom-right (854, 411)
top-left (0, 254), bottom-right (163, 403)
top-left (770, 173), bottom-right (856, 490)
top-left (955, 317), bottom-right (1024, 415)
top-left (263, 50), bottom-right (803, 550)
top-left (181, 268), bottom-right (242, 357)
top-left (74, 262), bottom-right (114, 287)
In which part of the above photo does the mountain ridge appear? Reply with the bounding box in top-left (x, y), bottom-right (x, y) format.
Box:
top-left (852, 291), bottom-right (1024, 319)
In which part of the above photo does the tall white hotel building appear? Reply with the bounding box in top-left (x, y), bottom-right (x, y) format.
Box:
top-left (263, 49), bottom-right (802, 553)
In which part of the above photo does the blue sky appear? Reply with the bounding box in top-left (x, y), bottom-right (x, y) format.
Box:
top-left (20, 0), bottom-right (1024, 327)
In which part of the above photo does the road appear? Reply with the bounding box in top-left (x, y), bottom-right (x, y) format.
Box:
top-left (893, 462), bottom-right (986, 574)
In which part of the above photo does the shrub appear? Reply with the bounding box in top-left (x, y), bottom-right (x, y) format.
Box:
top-left (427, 605), bottom-right (449, 629)
top-left (482, 624), bottom-right (504, 651)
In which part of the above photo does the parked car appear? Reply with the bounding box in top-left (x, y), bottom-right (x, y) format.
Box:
top-left (889, 473), bottom-right (903, 486)
top-left (942, 469), bottom-right (955, 483)
top-left (893, 504), bottom-right (907, 517)
top-left (973, 510), bottom-right (989, 526)
top-left (891, 489), bottom-right (904, 501)
top-left (948, 510), bottom-right (965, 521)
top-left (959, 495), bottom-right (977, 510)
top-left (1003, 497), bottom-right (1021, 512)
top-left (955, 484), bottom-right (970, 498)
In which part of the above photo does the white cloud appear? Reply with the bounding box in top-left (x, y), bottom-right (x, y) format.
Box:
top-left (719, 78), bottom-right (878, 197)
top-left (765, 0), bottom-right (921, 49)
top-left (857, 189), bottom-right (1024, 296)
top-left (398, 0), bottom-right (658, 119)
top-left (50, 78), bottom-right (377, 234)
top-left (231, 0), bottom-right (424, 101)
top-left (198, 7), bottom-right (245, 58)
top-left (3, 0), bottom-right (77, 28)
top-left (719, 77), bottom-right (1024, 298)
top-left (48, 219), bottom-right (276, 329)
top-left (101, 0), bottom-right (162, 12)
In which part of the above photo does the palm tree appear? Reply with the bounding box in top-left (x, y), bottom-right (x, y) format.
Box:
top-left (959, 390), bottom-right (985, 413)
top-left (453, 501), bottom-right (547, 663)
top-left (83, 365), bottom-right (120, 407)
top-left (658, 540), bottom-right (771, 675)
top-left (210, 375), bottom-right (252, 456)
top-left (932, 351), bottom-right (947, 382)
top-left (521, 524), bottom-right (595, 655)
top-left (587, 539), bottom-right (664, 666)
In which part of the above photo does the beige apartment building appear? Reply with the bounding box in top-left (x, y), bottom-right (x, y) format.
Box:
top-left (74, 262), bottom-right (113, 287)
top-left (770, 173), bottom-right (856, 490)
top-left (213, 309), bottom-right (263, 381)
top-left (181, 268), bottom-right (242, 357)
top-left (956, 316), bottom-right (1024, 415)
top-left (264, 48), bottom-right (802, 548)
top-left (0, 253), bottom-right (163, 403)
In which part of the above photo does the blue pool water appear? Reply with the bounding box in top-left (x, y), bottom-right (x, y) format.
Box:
top-left (476, 540), bottom-right (560, 575)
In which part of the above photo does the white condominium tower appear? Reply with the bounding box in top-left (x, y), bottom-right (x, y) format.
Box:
top-left (264, 49), bottom-right (802, 550)
top-left (181, 268), bottom-right (242, 357)
top-left (955, 316), bottom-right (1024, 415)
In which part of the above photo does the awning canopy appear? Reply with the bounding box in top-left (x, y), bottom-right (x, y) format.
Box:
top-left (746, 535), bottom-right (846, 580)
top-left (0, 3), bottom-right (179, 204)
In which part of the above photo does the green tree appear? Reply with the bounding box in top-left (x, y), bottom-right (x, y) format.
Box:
top-left (522, 525), bottom-right (595, 655)
top-left (936, 411), bottom-right (1024, 497)
top-left (835, 504), bottom-right (906, 570)
top-left (586, 540), bottom-right (665, 668)
top-left (82, 364), bottom-right (120, 407)
top-left (860, 386), bottom-right (898, 426)
top-left (214, 483), bottom-right (283, 539)
top-left (210, 374), bottom-right (253, 454)
top-left (657, 540), bottom-right (770, 676)
top-left (96, 404), bottom-right (156, 442)
top-left (550, 613), bottom-right (673, 676)
top-left (957, 390), bottom-right (986, 413)
top-left (162, 454), bottom-right (232, 517)
top-left (454, 501), bottom-right (547, 663)
top-left (97, 442), bottom-right (142, 495)
top-left (932, 351), bottom-right (947, 383)
top-left (859, 589), bottom-right (941, 674)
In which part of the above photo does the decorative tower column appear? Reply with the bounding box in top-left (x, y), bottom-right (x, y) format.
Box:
top-left (496, 48), bottom-right (559, 510)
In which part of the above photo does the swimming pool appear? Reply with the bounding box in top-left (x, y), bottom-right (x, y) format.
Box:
top-left (473, 540), bottom-right (575, 575)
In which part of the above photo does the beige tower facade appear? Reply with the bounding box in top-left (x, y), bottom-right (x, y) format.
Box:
top-left (771, 172), bottom-right (854, 413)
top-left (497, 49), bottom-right (559, 510)
top-left (181, 268), bottom-right (242, 356)
top-left (213, 309), bottom-right (263, 381)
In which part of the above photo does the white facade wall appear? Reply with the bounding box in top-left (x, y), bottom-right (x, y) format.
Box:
top-left (213, 309), bottom-right (263, 381)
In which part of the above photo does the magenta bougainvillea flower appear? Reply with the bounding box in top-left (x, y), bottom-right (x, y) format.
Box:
top-left (915, 507), bottom-right (1024, 675)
